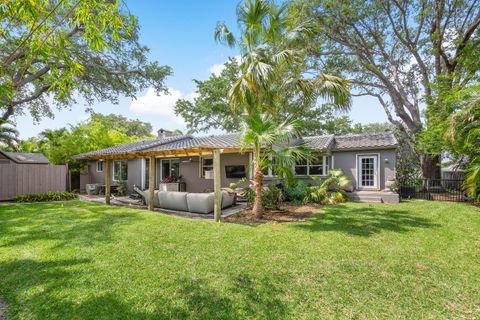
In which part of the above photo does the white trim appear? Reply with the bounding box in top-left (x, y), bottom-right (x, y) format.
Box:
top-left (96, 160), bottom-right (104, 172)
top-left (356, 153), bottom-right (380, 190)
top-left (294, 155), bottom-right (330, 177)
top-left (140, 159), bottom-right (145, 189)
top-left (199, 156), bottom-right (213, 178)
top-left (248, 152), bottom-right (253, 179)
top-left (331, 155), bottom-right (335, 169)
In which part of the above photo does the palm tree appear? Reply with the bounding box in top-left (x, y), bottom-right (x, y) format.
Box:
top-left (0, 120), bottom-right (19, 149)
top-left (241, 114), bottom-right (310, 217)
top-left (215, 0), bottom-right (351, 217)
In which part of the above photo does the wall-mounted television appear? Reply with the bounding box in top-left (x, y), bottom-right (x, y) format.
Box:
top-left (225, 165), bottom-right (246, 178)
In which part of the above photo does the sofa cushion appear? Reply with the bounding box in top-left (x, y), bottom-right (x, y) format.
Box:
top-left (158, 191), bottom-right (189, 211)
top-left (221, 191), bottom-right (235, 209)
top-left (186, 193), bottom-right (215, 214)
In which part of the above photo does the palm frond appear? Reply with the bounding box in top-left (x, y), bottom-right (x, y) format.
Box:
top-left (315, 74), bottom-right (352, 111)
top-left (214, 21), bottom-right (236, 47)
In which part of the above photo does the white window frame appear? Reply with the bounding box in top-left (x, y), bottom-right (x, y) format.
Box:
top-left (96, 160), bottom-right (104, 172)
top-left (294, 155), bottom-right (329, 177)
top-left (160, 158), bottom-right (180, 179)
top-left (112, 160), bottom-right (128, 182)
top-left (199, 156), bottom-right (214, 178)
top-left (263, 155), bottom-right (274, 177)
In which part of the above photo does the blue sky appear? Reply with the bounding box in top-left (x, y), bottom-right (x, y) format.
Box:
top-left (15, 0), bottom-right (387, 139)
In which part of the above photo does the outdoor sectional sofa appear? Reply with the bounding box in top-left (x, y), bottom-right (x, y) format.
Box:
top-left (133, 187), bottom-right (235, 214)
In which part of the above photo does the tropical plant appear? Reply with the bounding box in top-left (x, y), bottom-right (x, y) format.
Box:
top-left (304, 169), bottom-right (351, 204)
top-left (214, 0), bottom-right (351, 218)
top-left (446, 83), bottom-right (480, 201)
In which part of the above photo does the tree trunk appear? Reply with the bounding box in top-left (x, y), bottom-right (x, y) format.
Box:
top-left (420, 153), bottom-right (441, 180)
top-left (252, 158), bottom-right (264, 219)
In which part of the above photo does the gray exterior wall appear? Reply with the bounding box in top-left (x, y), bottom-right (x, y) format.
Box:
top-left (332, 148), bottom-right (396, 190)
top-left (85, 148), bottom-right (396, 193)
top-left (87, 158), bottom-right (142, 193)
top-left (86, 153), bottom-right (250, 194)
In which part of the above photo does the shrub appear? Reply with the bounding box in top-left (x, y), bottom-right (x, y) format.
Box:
top-left (13, 192), bottom-right (78, 203)
top-left (116, 181), bottom-right (128, 196)
top-left (245, 184), bottom-right (283, 210)
top-left (283, 180), bottom-right (309, 203)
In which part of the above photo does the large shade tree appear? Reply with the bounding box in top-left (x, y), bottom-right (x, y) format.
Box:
top-left (295, 0), bottom-right (480, 180)
top-left (215, 0), bottom-right (351, 218)
top-left (0, 0), bottom-right (171, 124)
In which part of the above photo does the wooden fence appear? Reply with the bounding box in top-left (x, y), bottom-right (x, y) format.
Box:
top-left (0, 163), bottom-right (68, 201)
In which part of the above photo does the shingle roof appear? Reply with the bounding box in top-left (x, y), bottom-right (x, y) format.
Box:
top-left (0, 151), bottom-right (50, 164)
top-left (333, 132), bottom-right (397, 150)
top-left (74, 132), bottom-right (397, 159)
top-left (144, 134), bottom-right (242, 152)
top-left (73, 135), bottom-right (192, 159)
top-left (302, 135), bottom-right (335, 151)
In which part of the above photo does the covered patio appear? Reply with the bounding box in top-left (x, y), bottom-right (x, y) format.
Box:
top-left (76, 141), bottom-right (251, 222)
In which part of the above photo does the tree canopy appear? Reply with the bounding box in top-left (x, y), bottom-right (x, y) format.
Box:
top-left (295, 0), bottom-right (480, 179)
top-left (0, 0), bottom-right (171, 124)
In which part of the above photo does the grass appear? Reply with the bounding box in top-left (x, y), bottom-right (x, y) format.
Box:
top-left (0, 200), bottom-right (479, 319)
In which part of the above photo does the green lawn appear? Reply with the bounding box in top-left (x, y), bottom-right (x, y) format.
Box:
top-left (0, 201), bottom-right (479, 319)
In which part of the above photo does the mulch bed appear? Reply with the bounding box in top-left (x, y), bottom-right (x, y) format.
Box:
top-left (225, 203), bottom-right (323, 224)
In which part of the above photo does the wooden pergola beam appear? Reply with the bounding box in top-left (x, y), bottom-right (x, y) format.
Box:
top-left (213, 149), bottom-right (222, 222)
top-left (148, 155), bottom-right (155, 211)
top-left (105, 159), bottom-right (111, 205)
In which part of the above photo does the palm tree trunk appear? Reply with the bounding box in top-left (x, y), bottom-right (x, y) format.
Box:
top-left (252, 156), bottom-right (264, 219)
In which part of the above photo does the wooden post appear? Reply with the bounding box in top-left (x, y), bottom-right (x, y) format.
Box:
top-left (148, 156), bottom-right (155, 211)
top-left (213, 149), bottom-right (222, 222)
top-left (105, 159), bottom-right (111, 205)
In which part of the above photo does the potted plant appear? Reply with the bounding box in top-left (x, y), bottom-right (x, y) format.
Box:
top-left (159, 175), bottom-right (185, 192)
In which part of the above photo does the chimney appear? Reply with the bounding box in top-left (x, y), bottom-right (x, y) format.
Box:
top-left (157, 128), bottom-right (173, 139)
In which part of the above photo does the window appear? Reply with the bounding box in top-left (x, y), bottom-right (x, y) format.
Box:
top-left (295, 155), bottom-right (329, 176)
top-left (161, 159), bottom-right (180, 180)
top-left (262, 155), bottom-right (278, 177)
top-left (200, 157), bottom-right (213, 177)
top-left (96, 160), bottom-right (104, 172)
top-left (113, 160), bottom-right (128, 181)
top-left (225, 165), bottom-right (246, 178)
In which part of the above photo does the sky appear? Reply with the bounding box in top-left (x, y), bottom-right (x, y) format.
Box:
top-left (15, 0), bottom-right (388, 139)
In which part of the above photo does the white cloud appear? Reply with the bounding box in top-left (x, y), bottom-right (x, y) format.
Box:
top-left (208, 55), bottom-right (242, 76)
top-left (129, 87), bottom-right (196, 126)
top-left (209, 63), bottom-right (226, 76)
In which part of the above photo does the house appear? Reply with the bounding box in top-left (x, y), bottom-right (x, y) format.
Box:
top-left (0, 151), bottom-right (68, 200)
top-left (75, 129), bottom-right (399, 204)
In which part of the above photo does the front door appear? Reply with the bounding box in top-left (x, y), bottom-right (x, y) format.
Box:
top-left (358, 155), bottom-right (378, 189)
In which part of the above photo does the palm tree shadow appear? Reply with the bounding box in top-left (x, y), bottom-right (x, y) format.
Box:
top-left (294, 204), bottom-right (439, 236)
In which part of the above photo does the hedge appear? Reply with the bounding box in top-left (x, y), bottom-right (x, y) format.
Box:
top-left (13, 192), bottom-right (78, 203)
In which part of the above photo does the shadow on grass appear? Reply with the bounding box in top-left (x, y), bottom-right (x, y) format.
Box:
top-left (0, 258), bottom-right (288, 319)
top-left (0, 202), bottom-right (143, 248)
top-left (295, 204), bottom-right (438, 236)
